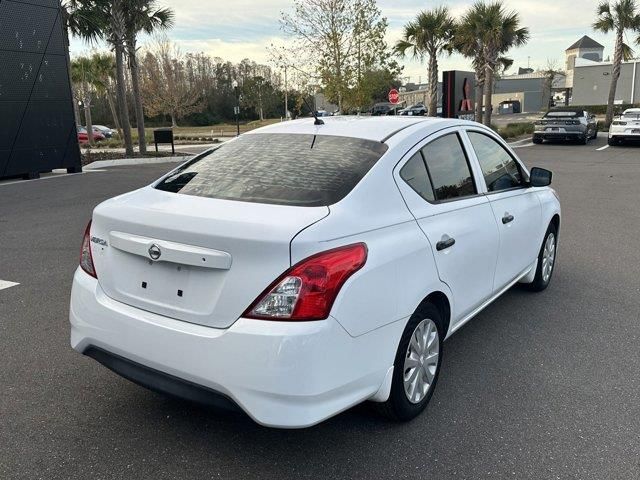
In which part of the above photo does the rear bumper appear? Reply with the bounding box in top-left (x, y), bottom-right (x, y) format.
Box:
top-left (69, 269), bottom-right (398, 428)
top-left (533, 131), bottom-right (585, 141)
top-left (609, 133), bottom-right (640, 141)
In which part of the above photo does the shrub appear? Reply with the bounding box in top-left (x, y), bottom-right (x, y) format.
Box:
top-left (499, 123), bottom-right (534, 140)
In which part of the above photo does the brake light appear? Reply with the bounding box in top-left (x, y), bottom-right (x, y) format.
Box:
top-left (80, 221), bottom-right (97, 278)
top-left (244, 243), bottom-right (368, 321)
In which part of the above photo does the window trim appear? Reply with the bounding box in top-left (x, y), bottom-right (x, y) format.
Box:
top-left (395, 127), bottom-right (486, 206)
top-left (462, 128), bottom-right (530, 196)
top-left (399, 152), bottom-right (436, 203)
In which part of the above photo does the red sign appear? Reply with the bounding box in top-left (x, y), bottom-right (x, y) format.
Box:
top-left (388, 89), bottom-right (400, 105)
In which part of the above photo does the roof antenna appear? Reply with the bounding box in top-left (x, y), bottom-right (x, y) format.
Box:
top-left (302, 96), bottom-right (324, 126)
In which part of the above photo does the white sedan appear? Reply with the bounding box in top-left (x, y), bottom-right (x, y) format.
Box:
top-left (70, 116), bottom-right (561, 428)
top-left (609, 108), bottom-right (640, 145)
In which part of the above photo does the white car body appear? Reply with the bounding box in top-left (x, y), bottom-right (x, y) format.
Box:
top-left (70, 117), bottom-right (561, 428)
top-left (609, 108), bottom-right (640, 144)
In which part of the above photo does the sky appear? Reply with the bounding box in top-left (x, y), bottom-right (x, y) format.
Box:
top-left (70, 0), bottom-right (624, 83)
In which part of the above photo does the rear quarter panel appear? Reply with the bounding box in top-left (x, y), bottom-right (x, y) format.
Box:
top-left (291, 144), bottom-right (451, 339)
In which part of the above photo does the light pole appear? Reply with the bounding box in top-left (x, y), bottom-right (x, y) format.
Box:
top-left (232, 80), bottom-right (240, 136)
top-left (284, 66), bottom-right (288, 120)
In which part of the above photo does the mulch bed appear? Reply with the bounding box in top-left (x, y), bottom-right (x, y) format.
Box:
top-left (81, 151), bottom-right (189, 166)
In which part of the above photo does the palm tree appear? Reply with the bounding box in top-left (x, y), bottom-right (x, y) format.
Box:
top-left (474, 2), bottom-right (529, 126)
top-left (108, 0), bottom-right (135, 156)
top-left (61, 0), bottom-right (104, 127)
top-left (124, 0), bottom-right (174, 154)
top-left (71, 56), bottom-right (98, 146)
top-left (91, 53), bottom-right (123, 135)
top-left (593, 0), bottom-right (640, 126)
top-left (454, 3), bottom-right (487, 123)
top-left (395, 7), bottom-right (455, 117)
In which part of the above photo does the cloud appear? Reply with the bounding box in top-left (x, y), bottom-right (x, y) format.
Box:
top-left (70, 0), bottom-right (619, 83)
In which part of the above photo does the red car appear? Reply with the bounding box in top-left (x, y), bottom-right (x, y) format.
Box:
top-left (78, 127), bottom-right (106, 144)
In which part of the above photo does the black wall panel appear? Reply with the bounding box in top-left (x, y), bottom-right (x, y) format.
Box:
top-left (0, 0), bottom-right (81, 178)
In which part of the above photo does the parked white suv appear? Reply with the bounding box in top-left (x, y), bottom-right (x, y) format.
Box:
top-left (70, 117), bottom-right (561, 428)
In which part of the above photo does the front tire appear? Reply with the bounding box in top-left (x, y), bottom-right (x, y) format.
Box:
top-left (377, 304), bottom-right (443, 421)
top-left (528, 224), bottom-right (558, 292)
top-left (532, 136), bottom-right (543, 144)
top-left (608, 137), bottom-right (618, 146)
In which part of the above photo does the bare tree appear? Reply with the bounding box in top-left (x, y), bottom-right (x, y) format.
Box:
top-left (140, 38), bottom-right (204, 127)
top-left (280, 0), bottom-right (391, 112)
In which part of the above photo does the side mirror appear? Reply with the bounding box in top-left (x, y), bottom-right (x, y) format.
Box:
top-left (530, 167), bottom-right (553, 187)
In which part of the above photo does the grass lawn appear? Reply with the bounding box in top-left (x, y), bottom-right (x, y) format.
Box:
top-left (92, 119), bottom-right (283, 149)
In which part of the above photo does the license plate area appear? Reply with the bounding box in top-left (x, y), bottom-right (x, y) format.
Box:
top-left (102, 248), bottom-right (225, 321)
top-left (138, 260), bottom-right (191, 303)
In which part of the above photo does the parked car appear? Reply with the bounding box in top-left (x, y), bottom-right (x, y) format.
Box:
top-left (608, 108), bottom-right (640, 146)
top-left (532, 108), bottom-right (598, 144)
top-left (70, 116), bottom-right (561, 428)
top-left (399, 103), bottom-right (427, 116)
top-left (77, 127), bottom-right (105, 143)
top-left (93, 125), bottom-right (117, 138)
top-left (371, 102), bottom-right (395, 116)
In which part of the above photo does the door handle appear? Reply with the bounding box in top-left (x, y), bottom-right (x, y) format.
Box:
top-left (436, 237), bottom-right (456, 251)
top-left (502, 214), bottom-right (515, 225)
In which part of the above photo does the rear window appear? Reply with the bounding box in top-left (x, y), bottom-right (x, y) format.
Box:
top-left (155, 133), bottom-right (388, 207)
top-left (544, 111), bottom-right (581, 118)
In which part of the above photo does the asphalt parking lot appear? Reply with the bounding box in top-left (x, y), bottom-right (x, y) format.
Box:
top-left (1, 135), bottom-right (639, 479)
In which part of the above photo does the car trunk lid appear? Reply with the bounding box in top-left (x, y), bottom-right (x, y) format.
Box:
top-left (90, 187), bottom-right (329, 329)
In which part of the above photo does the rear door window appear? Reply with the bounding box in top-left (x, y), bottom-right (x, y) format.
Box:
top-left (155, 133), bottom-right (388, 207)
top-left (421, 133), bottom-right (476, 201)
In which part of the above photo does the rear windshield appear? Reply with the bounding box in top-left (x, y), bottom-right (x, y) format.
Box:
top-left (545, 111), bottom-right (580, 118)
top-left (155, 133), bottom-right (388, 207)
top-left (623, 111), bottom-right (640, 119)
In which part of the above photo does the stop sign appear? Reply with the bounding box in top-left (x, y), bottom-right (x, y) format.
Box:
top-left (388, 89), bottom-right (400, 105)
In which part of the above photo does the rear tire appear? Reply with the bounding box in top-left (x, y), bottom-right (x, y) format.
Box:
top-left (532, 137), bottom-right (543, 144)
top-left (376, 304), bottom-right (443, 421)
top-left (527, 223), bottom-right (558, 292)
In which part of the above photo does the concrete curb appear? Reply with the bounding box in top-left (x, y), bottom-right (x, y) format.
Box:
top-left (84, 156), bottom-right (192, 170)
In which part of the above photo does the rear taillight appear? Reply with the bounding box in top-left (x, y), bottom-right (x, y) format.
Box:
top-left (80, 221), bottom-right (97, 278)
top-left (244, 243), bottom-right (368, 321)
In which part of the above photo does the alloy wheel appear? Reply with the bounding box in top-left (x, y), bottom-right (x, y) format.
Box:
top-left (403, 319), bottom-right (440, 404)
top-left (542, 233), bottom-right (556, 283)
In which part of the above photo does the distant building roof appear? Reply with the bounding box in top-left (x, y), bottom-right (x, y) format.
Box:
top-left (566, 36), bottom-right (604, 51)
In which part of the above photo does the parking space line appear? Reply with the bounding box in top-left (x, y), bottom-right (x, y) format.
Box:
top-left (0, 170), bottom-right (105, 188)
top-left (512, 142), bottom-right (534, 149)
top-left (597, 145), bottom-right (610, 151)
top-left (0, 280), bottom-right (20, 291)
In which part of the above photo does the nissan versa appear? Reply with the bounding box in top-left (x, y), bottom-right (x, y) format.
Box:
top-left (70, 117), bottom-right (561, 428)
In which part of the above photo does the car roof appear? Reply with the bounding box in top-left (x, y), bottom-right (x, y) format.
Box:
top-left (623, 108), bottom-right (640, 114)
top-left (248, 116), bottom-right (464, 143)
top-left (546, 108), bottom-right (583, 114)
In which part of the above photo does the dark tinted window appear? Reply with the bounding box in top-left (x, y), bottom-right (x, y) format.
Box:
top-left (155, 133), bottom-right (388, 207)
top-left (421, 134), bottom-right (476, 201)
top-left (467, 132), bottom-right (523, 192)
top-left (544, 110), bottom-right (581, 118)
top-left (400, 153), bottom-right (435, 202)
